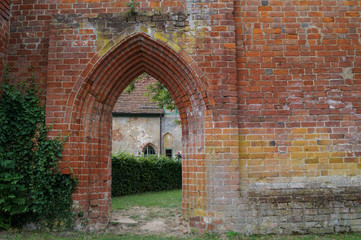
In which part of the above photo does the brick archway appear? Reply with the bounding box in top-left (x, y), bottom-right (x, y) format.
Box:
top-left (56, 33), bottom-right (215, 229)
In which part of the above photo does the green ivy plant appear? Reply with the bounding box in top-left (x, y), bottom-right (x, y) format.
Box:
top-left (124, 73), bottom-right (147, 93)
top-left (145, 81), bottom-right (176, 111)
top-left (0, 73), bottom-right (76, 229)
top-left (126, 0), bottom-right (140, 15)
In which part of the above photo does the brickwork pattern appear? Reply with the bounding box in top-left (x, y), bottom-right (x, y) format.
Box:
top-left (0, 0), bottom-right (10, 21)
top-left (237, 178), bottom-right (361, 234)
top-left (6, 0), bottom-right (186, 87)
top-left (235, 0), bottom-right (361, 180)
top-left (112, 75), bottom-right (162, 114)
top-left (231, 0), bottom-right (361, 234)
top-left (0, 0), bottom-right (9, 79)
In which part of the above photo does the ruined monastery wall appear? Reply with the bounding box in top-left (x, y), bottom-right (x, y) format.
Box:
top-left (1, 0), bottom-right (361, 234)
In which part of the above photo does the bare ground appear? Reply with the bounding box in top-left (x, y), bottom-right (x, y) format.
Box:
top-left (106, 207), bottom-right (191, 237)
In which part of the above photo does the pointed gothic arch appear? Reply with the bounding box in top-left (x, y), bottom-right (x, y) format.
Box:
top-left (53, 33), bottom-right (215, 229)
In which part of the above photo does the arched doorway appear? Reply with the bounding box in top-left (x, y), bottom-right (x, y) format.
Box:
top-left (143, 143), bottom-right (157, 156)
top-left (54, 33), bottom-right (215, 229)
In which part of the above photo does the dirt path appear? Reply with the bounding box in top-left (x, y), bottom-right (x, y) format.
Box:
top-left (106, 207), bottom-right (190, 237)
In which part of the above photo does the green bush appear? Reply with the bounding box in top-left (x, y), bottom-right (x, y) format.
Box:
top-left (112, 152), bottom-right (182, 196)
top-left (0, 79), bottom-right (76, 229)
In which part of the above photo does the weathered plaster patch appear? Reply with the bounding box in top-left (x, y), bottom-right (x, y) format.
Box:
top-left (341, 67), bottom-right (355, 80)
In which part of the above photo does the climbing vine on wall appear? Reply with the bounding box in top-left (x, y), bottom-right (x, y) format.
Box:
top-left (0, 76), bottom-right (76, 229)
top-left (126, 0), bottom-right (139, 15)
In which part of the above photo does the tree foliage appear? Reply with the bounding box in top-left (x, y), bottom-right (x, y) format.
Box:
top-left (0, 79), bottom-right (76, 229)
top-left (144, 81), bottom-right (176, 111)
top-left (124, 74), bottom-right (179, 122)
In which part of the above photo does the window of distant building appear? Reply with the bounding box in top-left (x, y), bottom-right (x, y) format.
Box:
top-left (163, 133), bottom-right (173, 158)
top-left (165, 148), bottom-right (173, 158)
top-left (143, 144), bottom-right (156, 156)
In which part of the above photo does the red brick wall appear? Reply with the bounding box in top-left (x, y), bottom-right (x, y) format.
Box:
top-left (0, 0), bottom-right (9, 20)
top-left (235, 0), bottom-right (361, 180)
top-left (0, 0), bottom-right (9, 79)
top-left (233, 0), bottom-right (361, 234)
top-left (6, 0), bottom-right (53, 88)
top-left (6, 0), bottom-right (186, 88)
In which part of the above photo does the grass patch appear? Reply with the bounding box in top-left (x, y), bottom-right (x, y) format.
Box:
top-left (225, 233), bottom-right (361, 240)
top-left (2, 231), bottom-right (361, 240)
top-left (0, 231), bottom-right (94, 240)
top-left (111, 189), bottom-right (182, 210)
top-left (99, 235), bottom-right (185, 240)
top-left (0, 232), bottom-right (186, 240)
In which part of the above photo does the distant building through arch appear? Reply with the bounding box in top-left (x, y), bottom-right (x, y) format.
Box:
top-left (112, 74), bottom-right (182, 158)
